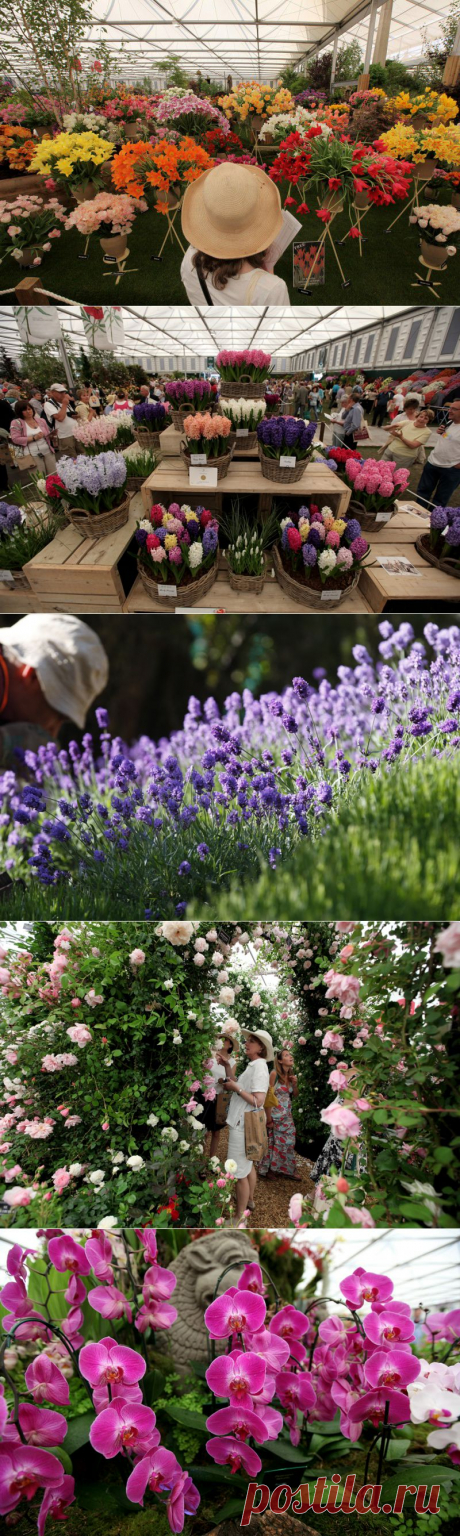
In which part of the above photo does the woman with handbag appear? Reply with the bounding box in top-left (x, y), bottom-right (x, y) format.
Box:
top-left (9, 398), bottom-right (56, 475)
top-left (219, 1028), bottom-right (272, 1220)
top-left (259, 1048), bottom-right (298, 1181)
top-left (201, 1029), bottom-right (237, 1159)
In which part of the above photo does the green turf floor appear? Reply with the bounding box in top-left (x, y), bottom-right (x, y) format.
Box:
top-left (2, 197), bottom-right (458, 304)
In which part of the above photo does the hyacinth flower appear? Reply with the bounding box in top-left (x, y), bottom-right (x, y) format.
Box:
top-left (204, 1288), bottom-right (266, 1340)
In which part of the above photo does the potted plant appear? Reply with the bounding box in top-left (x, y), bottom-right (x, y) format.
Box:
top-left (0, 125), bottom-right (36, 180)
top-left (132, 399), bottom-right (169, 448)
top-left (30, 131), bottom-right (114, 201)
top-left (409, 202), bottom-right (460, 268)
top-left (181, 412), bottom-right (233, 479)
top-left (324, 445), bottom-right (363, 477)
top-left (0, 497), bottom-right (63, 589)
top-left (111, 137), bottom-right (213, 212)
top-left (257, 415), bottom-right (317, 483)
top-left (416, 503), bottom-right (460, 579)
top-left (65, 191), bottom-right (145, 261)
top-left (72, 414), bottom-right (123, 455)
top-left (124, 445), bottom-right (157, 493)
top-left (273, 501), bottom-right (369, 607)
top-left (342, 456), bottom-right (410, 531)
top-left (220, 501), bottom-right (277, 593)
top-left (0, 193), bottom-right (67, 267)
top-left (219, 396), bottom-right (266, 449)
top-left (135, 499), bottom-right (219, 606)
top-left (264, 388), bottom-right (282, 417)
top-left (44, 451), bottom-right (131, 539)
top-left (164, 378), bottom-right (215, 429)
top-left (216, 348), bottom-right (272, 399)
top-left (154, 91), bottom-right (230, 142)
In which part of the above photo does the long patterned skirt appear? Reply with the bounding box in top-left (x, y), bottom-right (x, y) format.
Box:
top-left (259, 1089), bottom-right (296, 1177)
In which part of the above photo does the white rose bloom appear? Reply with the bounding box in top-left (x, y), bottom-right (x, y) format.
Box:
top-left (161, 1126), bottom-right (179, 1142)
top-left (88, 1170), bottom-right (105, 1185)
top-left (172, 1030), bottom-right (182, 1044)
top-left (189, 1116), bottom-right (204, 1130)
top-left (69, 1163), bottom-right (83, 1177)
top-left (160, 920), bottom-right (196, 945)
top-left (219, 987), bottom-right (235, 1005)
top-left (111, 1151), bottom-right (125, 1163)
top-left (179, 1140), bottom-right (190, 1152)
top-left (164, 979), bottom-right (174, 990)
top-left (206, 929), bottom-right (218, 941)
top-left (224, 1158), bottom-right (238, 1174)
top-left (98, 1216), bottom-right (119, 1231)
top-left (126, 1155), bottom-right (145, 1170)
top-left (147, 1113), bottom-right (158, 1127)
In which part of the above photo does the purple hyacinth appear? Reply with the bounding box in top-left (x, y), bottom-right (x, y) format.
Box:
top-left (303, 543), bottom-right (317, 566)
top-left (445, 520), bottom-right (460, 548)
top-left (431, 506), bottom-right (449, 532)
top-left (0, 501), bottom-right (22, 538)
top-left (133, 400), bottom-right (168, 428)
top-left (203, 523), bottom-right (218, 556)
top-left (344, 518), bottom-right (362, 543)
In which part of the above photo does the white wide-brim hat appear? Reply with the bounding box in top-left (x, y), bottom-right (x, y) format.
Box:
top-left (0, 615), bottom-right (109, 730)
top-left (241, 1027), bottom-right (274, 1062)
top-left (181, 161), bottom-right (283, 259)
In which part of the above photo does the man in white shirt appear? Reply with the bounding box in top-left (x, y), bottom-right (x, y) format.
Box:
top-left (43, 384), bottom-right (76, 458)
top-left (415, 400), bottom-right (460, 508)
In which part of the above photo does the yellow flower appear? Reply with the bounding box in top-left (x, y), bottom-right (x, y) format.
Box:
top-left (55, 157), bottom-right (75, 174)
top-left (165, 534), bottom-right (177, 549)
top-left (332, 519), bottom-right (346, 535)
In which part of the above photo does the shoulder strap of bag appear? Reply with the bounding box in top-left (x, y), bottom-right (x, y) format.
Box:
top-left (197, 269), bottom-right (213, 306)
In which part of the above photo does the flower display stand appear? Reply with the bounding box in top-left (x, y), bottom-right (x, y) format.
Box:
top-left (359, 511), bottom-right (460, 611)
top-left (159, 424), bottom-right (258, 460)
top-left (22, 494), bottom-right (142, 612)
top-left (124, 549), bottom-right (373, 614)
top-left (141, 458), bottom-right (352, 520)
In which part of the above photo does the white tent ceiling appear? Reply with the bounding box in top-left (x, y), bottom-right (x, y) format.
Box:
top-left (0, 304), bottom-right (415, 362)
top-left (2, 0), bottom-right (451, 83)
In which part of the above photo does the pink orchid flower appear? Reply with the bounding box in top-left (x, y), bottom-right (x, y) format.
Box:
top-left (205, 1436), bottom-right (261, 1475)
top-left (136, 1300), bottom-right (178, 1332)
top-left (84, 1234), bottom-right (114, 1283)
top-left (340, 1268), bottom-right (394, 1307)
top-left (17, 1404), bottom-right (67, 1446)
top-left (142, 1263), bottom-right (177, 1302)
top-left (237, 1263), bottom-right (265, 1296)
top-left (244, 1327), bottom-right (291, 1371)
top-left (24, 1355), bottom-right (69, 1406)
top-left (37, 1474), bottom-right (75, 1535)
top-left (79, 1338), bottom-right (146, 1390)
top-left (275, 1370), bottom-right (317, 1414)
top-left (166, 1472), bottom-right (200, 1533)
top-left (136, 1229), bottom-right (158, 1264)
top-left (269, 1306), bottom-right (310, 1364)
top-left (206, 1404), bottom-right (270, 1443)
top-left (47, 1236), bottom-right (91, 1276)
top-left (87, 1285), bottom-right (132, 1323)
top-left (364, 1349), bottom-right (421, 1390)
top-left (0, 1445), bottom-right (65, 1515)
top-left (125, 1446), bottom-right (181, 1505)
top-left (90, 1400), bottom-right (160, 1459)
top-left (364, 1309), bottom-right (415, 1348)
top-left (206, 1349), bottom-right (266, 1405)
top-left (349, 1387), bottom-right (411, 1427)
top-left (204, 1288), bottom-right (266, 1340)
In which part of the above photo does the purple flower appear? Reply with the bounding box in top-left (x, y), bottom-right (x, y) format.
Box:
top-left (303, 543), bottom-right (317, 567)
top-left (345, 518), bottom-right (362, 543)
top-left (431, 505), bottom-right (449, 532)
top-left (133, 400), bottom-right (167, 429)
top-left (445, 520), bottom-right (460, 548)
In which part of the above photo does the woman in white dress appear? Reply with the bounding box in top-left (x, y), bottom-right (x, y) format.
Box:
top-left (218, 1028), bottom-right (272, 1220)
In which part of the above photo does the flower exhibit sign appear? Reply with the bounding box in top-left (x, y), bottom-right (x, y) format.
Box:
top-left (1, 1233), bottom-right (459, 1533)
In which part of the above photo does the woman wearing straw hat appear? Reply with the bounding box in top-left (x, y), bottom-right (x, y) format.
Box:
top-left (217, 1028), bottom-right (272, 1220)
top-left (200, 1024), bottom-right (239, 1160)
top-left (180, 162), bottom-right (290, 306)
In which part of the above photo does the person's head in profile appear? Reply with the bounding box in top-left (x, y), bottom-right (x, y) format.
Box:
top-left (180, 161), bottom-right (290, 307)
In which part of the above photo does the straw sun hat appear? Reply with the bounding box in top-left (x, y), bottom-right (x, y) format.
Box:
top-left (181, 161), bottom-right (283, 259)
top-left (241, 1027), bottom-right (275, 1062)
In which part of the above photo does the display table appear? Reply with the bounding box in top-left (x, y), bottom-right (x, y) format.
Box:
top-left (22, 495), bottom-right (142, 612)
top-left (361, 503), bottom-right (459, 610)
top-left (125, 559), bottom-right (373, 614)
top-left (142, 459), bottom-right (351, 518)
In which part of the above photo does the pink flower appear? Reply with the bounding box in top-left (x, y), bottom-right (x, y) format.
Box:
top-left (349, 1387), bottom-right (411, 1427)
top-left (37, 1476), bottom-right (75, 1536)
top-left (2, 1188), bottom-right (34, 1207)
top-left (87, 1284), bottom-right (132, 1323)
top-left (90, 1400), bottom-right (159, 1460)
top-left (125, 1447), bottom-right (181, 1505)
top-left (343, 1206), bottom-right (376, 1227)
top-left (205, 1436), bottom-right (261, 1475)
top-left (320, 1103), bottom-right (361, 1140)
top-left (17, 1405), bottom-right (67, 1447)
top-left (79, 1337), bottom-right (145, 1389)
top-left (435, 923), bottom-right (460, 969)
top-left (206, 1350), bottom-right (266, 1405)
top-left (166, 1472), bottom-right (200, 1533)
top-left (136, 1299), bottom-right (178, 1332)
top-left (24, 1355), bottom-right (70, 1407)
top-left (269, 1306), bottom-right (310, 1365)
top-left (364, 1308), bottom-right (415, 1348)
top-left (340, 1269), bottom-right (394, 1307)
top-left (52, 1168), bottom-right (71, 1194)
top-left (0, 1445), bottom-right (65, 1516)
top-left (364, 1349), bottom-right (421, 1390)
top-left (288, 1192), bottom-right (303, 1224)
top-left (129, 948), bottom-right (145, 966)
top-left (206, 1404), bottom-right (270, 1443)
top-left (84, 1233), bottom-right (114, 1283)
top-left (237, 1263), bottom-right (265, 1296)
top-left (66, 1025), bottom-right (92, 1047)
top-left (47, 1236), bottom-right (91, 1276)
top-left (204, 1289), bottom-right (266, 1340)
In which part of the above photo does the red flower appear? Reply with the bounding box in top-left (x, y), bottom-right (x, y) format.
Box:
top-left (200, 508), bottom-right (212, 526)
top-left (287, 527), bottom-right (302, 551)
top-left (349, 226), bottom-right (360, 238)
top-left (297, 201), bottom-right (309, 214)
top-left (83, 306), bottom-right (104, 320)
top-left (328, 176), bottom-right (341, 190)
top-left (146, 533), bottom-right (160, 550)
top-left (284, 196), bottom-right (296, 206)
top-left (45, 474), bottom-right (65, 499)
top-left (316, 208), bottom-right (332, 223)
top-left (151, 503), bottom-right (165, 525)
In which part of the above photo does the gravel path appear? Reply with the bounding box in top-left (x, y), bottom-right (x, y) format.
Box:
top-left (207, 1127), bottom-right (316, 1226)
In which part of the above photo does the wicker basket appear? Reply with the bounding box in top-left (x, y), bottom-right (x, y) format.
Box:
top-left (137, 553), bottom-right (218, 608)
top-left (180, 443), bottom-right (234, 481)
top-left (220, 378), bottom-right (267, 399)
top-left (227, 429), bottom-right (258, 451)
top-left (257, 445), bottom-right (306, 483)
top-left (273, 545), bottom-right (361, 608)
top-left (226, 555), bottom-right (268, 594)
top-left (347, 496), bottom-right (396, 533)
top-left (171, 404), bottom-right (215, 430)
top-left (0, 568), bottom-right (30, 591)
top-left (134, 426), bottom-right (161, 449)
top-left (415, 533), bottom-right (460, 580)
top-left (64, 494), bottom-right (131, 540)
top-left (125, 473), bottom-right (148, 494)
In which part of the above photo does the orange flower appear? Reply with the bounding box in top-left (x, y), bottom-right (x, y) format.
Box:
top-left (111, 135), bottom-right (214, 210)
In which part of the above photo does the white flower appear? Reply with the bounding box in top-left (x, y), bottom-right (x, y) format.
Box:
top-left (187, 1011), bottom-right (196, 1021)
top-left (126, 1155), bottom-right (145, 1170)
top-left (209, 1155), bottom-right (221, 1169)
top-left (318, 548), bottom-right (337, 574)
top-left (219, 987), bottom-right (235, 1005)
top-left (97, 1216), bottom-right (119, 1231)
top-left (179, 1140), bottom-right (190, 1152)
top-left (401, 1179), bottom-right (441, 1218)
top-left (147, 1113), bottom-right (158, 1127)
top-left (211, 951), bottom-right (224, 966)
top-left (224, 1158), bottom-right (238, 1174)
top-left (189, 1116), bottom-right (204, 1130)
top-left (206, 929), bottom-right (218, 942)
top-left (250, 992), bottom-right (262, 1007)
top-left (189, 539), bottom-right (204, 569)
top-left (172, 1030), bottom-right (182, 1044)
top-left (68, 1162), bottom-right (83, 1177)
top-left (161, 1126), bottom-right (179, 1142)
top-left (194, 936), bottom-right (208, 953)
top-left (111, 1151), bottom-right (125, 1163)
top-left (194, 954), bottom-right (205, 967)
top-left (88, 1170), bottom-right (105, 1185)
top-left (163, 979), bottom-right (174, 990)
top-left (428, 1423), bottom-right (460, 1452)
top-left (160, 920), bottom-right (196, 945)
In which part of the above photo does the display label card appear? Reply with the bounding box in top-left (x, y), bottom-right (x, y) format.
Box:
top-left (190, 453), bottom-right (207, 465)
top-left (0, 570), bottom-right (14, 584)
top-left (189, 466), bottom-right (218, 487)
top-left (280, 455), bottom-right (296, 468)
top-left (375, 512), bottom-right (392, 522)
top-left (376, 556), bottom-right (420, 576)
top-left (175, 607), bottom-right (227, 614)
top-left (236, 428), bottom-right (249, 437)
top-left (157, 584), bottom-right (177, 596)
top-left (321, 589), bottom-right (342, 601)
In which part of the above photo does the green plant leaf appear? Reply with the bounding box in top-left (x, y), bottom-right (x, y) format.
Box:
top-left (63, 1409), bottom-right (95, 1456)
top-left (380, 1466), bottom-right (460, 1502)
top-left (163, 1404), bottom-right (208, 1432)
top-left (216, 1497), bottom-right (245, 1521)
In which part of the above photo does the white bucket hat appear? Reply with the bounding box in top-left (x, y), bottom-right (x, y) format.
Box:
top-left (0, 615), bottom-right (109, 729)
top-left (241, 1027), bottom-right (274, 1062)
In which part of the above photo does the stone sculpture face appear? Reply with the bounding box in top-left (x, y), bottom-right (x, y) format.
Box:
top-left (155, 1230), bottom-right (256, 1370)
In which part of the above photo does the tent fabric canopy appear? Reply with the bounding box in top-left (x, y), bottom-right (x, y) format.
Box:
top-left (2, 0), bottom-right (451, 83)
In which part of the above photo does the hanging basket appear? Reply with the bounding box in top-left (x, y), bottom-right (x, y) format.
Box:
top-left (220, 377), bottom-right (267, 399)
top-left (273, 545), bottom-right (361, 608)
top-left (227, 428), bottom-right (258, 451)
top-left (134, 426), bottom-right (161, 449)
top-left (347, 495), bottom-right (396, 533)
top-left (63, 494), bottom-right (131, 540)
top-left (415, 532), bottom-right (460, 580)
top-left (180, 442), bottom-right (234, 480)
top-left (257, 445), bottom-right (306, 483)
top-left (73, 180), bottom-right (99, 203)
top-left (100, 232), bottom-right (127, 260)
top-left (137, 553), bottom-right (218, 607)
top-left (419, 236), bottom-right (450, 269)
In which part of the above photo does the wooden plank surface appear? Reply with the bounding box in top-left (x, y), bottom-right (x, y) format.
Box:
top-left (142, 460), bottom-right (351, 516)
top-left (124, 572), bottom-right (373, 614)
top-left (360, 540), bottom-right (460, 611)
top-left (24, 495), bottom-right (143, 600)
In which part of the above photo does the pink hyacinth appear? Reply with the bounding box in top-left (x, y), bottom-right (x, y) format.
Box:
top-left (79, 1337), bottom-right (146, 1389)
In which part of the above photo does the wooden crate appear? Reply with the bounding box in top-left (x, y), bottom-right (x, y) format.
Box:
top-left (360, 540), bottom-right (460, 612)
top-left (367, 507), bottom-right (430, 545)
top-left (142, 459), bottom-right (351, 519)
top-left (125, 556), bottom-right (372, 614)
top-left (23, 495), bottom-right (141, 612)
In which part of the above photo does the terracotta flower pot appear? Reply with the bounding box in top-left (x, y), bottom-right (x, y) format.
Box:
top-left (322, 187), bottom-right (344, 214)
top-left (420, 236), bottom-right (450, 269)
top-left (154, 184), bottom-right (181, 209)
top-left (16, 245), bottom-right (43, 267)
top-left (411, 112), bottom-right (431, 129)
top-left (73, 180), bottom-right (99, 203)
top-left (451, 190), bottom-right (460, 209)
top-left (124, 123), bottom-right (141, 140)
top-left (413, 158), bottom-right (437, 179)
top-left (100, 231), bottom-right (128, 259)
top-left (250, 113), bottom-right (264, 134)
top-left (354, 188), bottom-right (370, 209)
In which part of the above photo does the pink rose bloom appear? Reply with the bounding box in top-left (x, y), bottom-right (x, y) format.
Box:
top-left (288, 1192), bottom-right (303, 1224)
top-left (52, 1168), bottom-right (71, 1194)
top-left (3, 1188), bottom-right (34, 1208)
top-left (129, 949), bottom-right (145, 967)
top-left (66, 1025), bottom-right (92, 1047)
top-left (435, 922), bottom-right (460, 968)
top-left (320, 1103), bottom-right (361, 1140)
top-left (339, 943), bottom-right (354, 960)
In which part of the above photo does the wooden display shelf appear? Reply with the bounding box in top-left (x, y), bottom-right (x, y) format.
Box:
top-left (360, 538), bottom-right (460, 611)
top-left (142, 459), bottom-right (351, 518)
top-left (159, 423), bottom-right (258, 461)
top-left (22, 495), bottom-right (142, 612)
top-left (366, 506), bottom-right (430, 545)
top-left (125, 567), bottom-right (373, 614)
